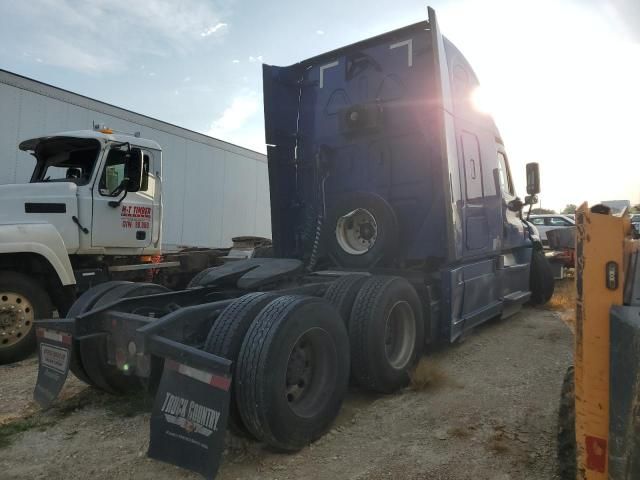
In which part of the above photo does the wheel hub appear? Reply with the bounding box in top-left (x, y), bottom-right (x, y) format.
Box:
top-left (0, 292), bottom-right (34, 348)
top-left (359, 222), bottom-right (375, 241)
top-left (335, 208), bottom-right (378, 256)
top-left (285, 338), bottom-right (313, 404)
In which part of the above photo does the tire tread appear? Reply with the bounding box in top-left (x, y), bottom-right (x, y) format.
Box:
top-left (530, 249), bottom-right (555, 304)
top-left (349, 276), bottom-right (395, 391)
top-left (203, 292), bottom-right (276, 437)
top-left (324, 274), bottom-right (368, 325)
top-left (237, 295), bottom-right (303, 443)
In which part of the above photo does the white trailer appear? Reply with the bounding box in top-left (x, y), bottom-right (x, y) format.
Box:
top-left (0, 69), bottom-right (271, 250)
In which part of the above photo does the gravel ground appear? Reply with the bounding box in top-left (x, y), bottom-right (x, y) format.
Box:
top-left (0, 305), bottom-right (572, 480)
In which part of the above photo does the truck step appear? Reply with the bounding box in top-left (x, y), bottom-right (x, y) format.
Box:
top-left (502, 290), bottom-right (531, 304)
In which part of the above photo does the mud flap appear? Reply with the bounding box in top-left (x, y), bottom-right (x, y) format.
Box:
top-left (148, 358), bottom-right (231, 479)
top-left (34, 327), bottom-right (73, 409)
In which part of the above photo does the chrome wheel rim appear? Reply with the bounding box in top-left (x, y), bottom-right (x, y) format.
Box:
top-left (384, 301), bottom-right (416, 369)
top-left (0, 292), bottom-right (35, 348)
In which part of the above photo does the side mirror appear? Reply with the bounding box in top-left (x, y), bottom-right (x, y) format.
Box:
top-left (125, 148), bottom-right (144, 192)
top-left (526, 162), bottom-right (540, 195)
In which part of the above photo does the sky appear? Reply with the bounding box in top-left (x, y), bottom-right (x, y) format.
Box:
top-left (0, 0), bottom-right (638, 212)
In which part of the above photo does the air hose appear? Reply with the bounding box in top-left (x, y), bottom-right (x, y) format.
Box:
top-left (306, 214), bottom-right (324, 272)
top-left (306, 156), bottom-right (330, 272)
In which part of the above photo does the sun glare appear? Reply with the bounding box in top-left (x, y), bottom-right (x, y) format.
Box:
top-left (441, 0), bottom-right (640, 210)
top-left (470, 85), bottom-right (493, 115)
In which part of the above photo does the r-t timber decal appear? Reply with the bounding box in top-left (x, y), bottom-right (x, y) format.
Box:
top-left (120, 205), bottom-right (151, 230)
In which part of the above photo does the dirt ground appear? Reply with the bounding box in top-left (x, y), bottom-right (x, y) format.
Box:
top-left (0, 298), bottom-right (572, 480)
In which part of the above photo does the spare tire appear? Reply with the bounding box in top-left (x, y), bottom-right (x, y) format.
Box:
top-left (203, 292), bottom-right (277, 438)
top-left (327, 192), bottom-right (398, 268)
top-left (349, 276), bottom-right (424, 393)
top-left (236, 295), bottom-right (349, 451)
top-left (530, 249), bottom-right (555, 305)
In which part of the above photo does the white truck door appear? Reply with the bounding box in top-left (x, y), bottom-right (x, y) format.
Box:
top-left (91, 146), bottom-right (154, 248)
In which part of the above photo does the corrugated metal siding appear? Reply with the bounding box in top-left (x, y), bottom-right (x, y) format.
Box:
top-left (0, 70), bottom-right (271, 250)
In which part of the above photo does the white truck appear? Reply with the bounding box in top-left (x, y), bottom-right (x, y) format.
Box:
top-left (0, 127), bottom-right (268, 363)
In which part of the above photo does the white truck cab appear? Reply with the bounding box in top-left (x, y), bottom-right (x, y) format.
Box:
top-left (7, 128), bottom-right (163, 255)
top-left (0, 128), bottom-right (173, 363)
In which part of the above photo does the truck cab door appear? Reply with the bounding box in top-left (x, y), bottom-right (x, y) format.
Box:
top-left (459, 130), bottom-right (490, 252)
top-left (91, 146), bottom-right (154, 249)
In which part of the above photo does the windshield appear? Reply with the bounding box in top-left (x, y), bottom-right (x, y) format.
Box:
top-left (29, 138), bottom-right (101, 185)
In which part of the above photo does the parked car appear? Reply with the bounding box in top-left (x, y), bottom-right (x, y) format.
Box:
top-left (631, 214), bottom-right (640, 233)
top-left (529, 214), bottom-right (575, 244)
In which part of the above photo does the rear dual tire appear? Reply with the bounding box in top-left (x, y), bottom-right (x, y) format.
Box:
top-left (324, 274), bottom-right (424, 394)
top-left (349, 276), bottom-right (423, 393)
top-left (235, 295), bottom-right (350, 451)
top-left (69, 281), bottom-right (169, 393)
top-left (67, 280), bottom-right (131, 386)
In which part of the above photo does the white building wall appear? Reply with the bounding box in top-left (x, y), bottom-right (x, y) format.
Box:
top-left (0, 70), bottom-right (271, 250)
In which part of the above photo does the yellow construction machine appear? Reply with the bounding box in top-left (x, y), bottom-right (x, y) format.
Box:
top-left (557, 203), bottom-right (640, 479)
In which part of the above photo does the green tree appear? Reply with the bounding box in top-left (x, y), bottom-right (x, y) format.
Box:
top-left (531, 208), bottom-right (557, 215)
top-left (562, 204), bottom-right (577, 214)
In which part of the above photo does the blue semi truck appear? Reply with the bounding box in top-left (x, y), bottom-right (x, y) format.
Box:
top-left (33, 7), bottom-right (554, 478)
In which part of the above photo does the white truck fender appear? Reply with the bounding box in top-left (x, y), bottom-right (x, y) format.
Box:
top-left (0, 223), bottom-right (76, 286)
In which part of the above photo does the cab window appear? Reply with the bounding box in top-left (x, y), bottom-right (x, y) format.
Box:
top-left (99, 148), bottom-right (128, 195)
top-left (99, 147), bottom-right (150, 196)
top-left (497, 152), bottom-right (514, 195)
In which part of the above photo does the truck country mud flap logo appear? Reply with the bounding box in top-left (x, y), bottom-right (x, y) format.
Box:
top-left (148, 359), bottom-right (231, 479)
top-left (160, 392), bottom-right (221, 437)
top-left (34, 328), bottom-right (72, 409)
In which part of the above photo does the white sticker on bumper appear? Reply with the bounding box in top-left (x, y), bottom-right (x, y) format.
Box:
top-left (40, 343), bottom-right (70, 374)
